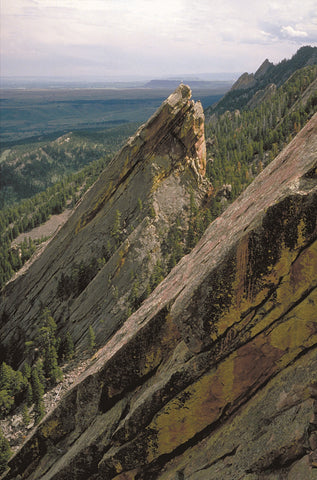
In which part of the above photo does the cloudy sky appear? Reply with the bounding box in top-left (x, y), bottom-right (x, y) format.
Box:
top-left (1, 0), bottom-right (317, 79)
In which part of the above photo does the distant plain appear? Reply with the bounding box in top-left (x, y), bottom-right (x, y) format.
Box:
top-left (0, 83), bottom-right (230, 145)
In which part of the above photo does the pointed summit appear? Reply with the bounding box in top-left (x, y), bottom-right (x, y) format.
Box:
top-left (254, 58), bottom-right (273, 79)
top-left (230, 72), bottom-right (256, 91)
top-left (0, 85), bottom-right (209, 366)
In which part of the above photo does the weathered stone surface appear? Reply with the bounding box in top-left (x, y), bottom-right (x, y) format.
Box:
top-left (247, 83), bottom-right (277, 109)
top-left (230, 72), bottom-right (256, 90)
top-left (0, 84), bottom-right (208, 366)
top-left (156, 348), bottom-right (317, 480)
top-left (3, 112), bottom-right (317, 479)
top-left (254, 58), bottom-right (274, 79)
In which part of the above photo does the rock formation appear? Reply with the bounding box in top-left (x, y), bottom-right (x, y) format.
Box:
top-left (230, 72), bottom-right (256, 91)
top-left (254, 58), bottom-right (274, 79)
top-left (0, 84), bottom-right (208, 367)
top-left (210, 46), bottom-right (317, 115)
top-left (4, 101), bottom-right (316, 479)
top-left (247, 83), bottom-right (277, 110)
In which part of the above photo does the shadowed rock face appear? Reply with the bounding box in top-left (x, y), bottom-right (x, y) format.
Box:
top-left (0, 84), bottom-right (208, 366)
top-left (3, 113), bottom-right (317, 477)
top-left (230, 72), bottom-right (256, 91)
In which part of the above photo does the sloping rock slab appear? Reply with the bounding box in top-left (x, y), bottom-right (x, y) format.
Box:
top-left (4, 116), bottom-right (317, 479)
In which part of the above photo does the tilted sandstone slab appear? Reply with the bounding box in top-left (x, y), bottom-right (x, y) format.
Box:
top-left (0, 84), bottom-right (208, 366)
top-left (3, 115), bottom-right (317, 479)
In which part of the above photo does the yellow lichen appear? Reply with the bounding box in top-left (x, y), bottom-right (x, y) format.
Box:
top-left (296, 218), bottom-right (306, 248)
top-left (146, 357), bottom-right (237, 463)
top-left (146, 285), bottom-right (317, 464)
top-left (209, 231), bottom-right (316, 350)
top-left (41, 418), bottom-right (61, 439)
top-left (251, 239), bottom-right (317, 338)
top-left (112, 470), bottom-right (139, 480)
top-left (75, 180), bottom-right (114, 234)
top-left (113, 458), bottom-right (123, 474)
top-left (140, 314), bottom-right (179, 376)
top-left (269, 288), bottom-right (317, 366)
top-left (114, 243), bottom-right (130, 277)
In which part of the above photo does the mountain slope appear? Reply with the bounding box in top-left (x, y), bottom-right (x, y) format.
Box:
top-left (209, 45), bottom-right (317, 114)
top-left (0, 124), bottom-right (138, 208)
top-left (4, 108), bottom-right (316, 479)
top-left (204, 64), bottom-right (317, 203)
top-left (0, 84), bottom-right (209, 368)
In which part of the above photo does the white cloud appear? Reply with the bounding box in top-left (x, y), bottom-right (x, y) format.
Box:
top-left (1, 0), bottom-right (317, 77)
top-left (281, 26), bottom-right (308, 38)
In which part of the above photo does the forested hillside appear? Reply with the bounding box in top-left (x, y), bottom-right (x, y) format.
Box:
top-left (205, 65), bottom-right (317, 201)
top-left (0, 64), bottom-right (316, 291)
top-left (209, 45), bottom-right (317, 114)
top-left (0, 156), bottom-right (110, 288)
top-left (0, 123), bottom-right (138, 208)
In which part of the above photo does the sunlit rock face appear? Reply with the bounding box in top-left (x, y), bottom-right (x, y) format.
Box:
top-left (0, 84), bottom-right (208, 366)
top-left (3, 110), bottom-right (317, 478)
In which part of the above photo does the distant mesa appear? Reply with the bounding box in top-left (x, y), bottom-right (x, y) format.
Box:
top-left (144, 79), bottom-right (232, 89)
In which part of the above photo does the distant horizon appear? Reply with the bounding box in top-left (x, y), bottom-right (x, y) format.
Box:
top-left (0, 72), bottom-right (239, 90)
top-left (2, 1), bottom-right (316, 79)
top-left (1, 72), bottom-right (239, 81)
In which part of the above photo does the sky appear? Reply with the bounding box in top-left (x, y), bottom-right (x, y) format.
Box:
top-left (1, 0), bottom-right (317, 79)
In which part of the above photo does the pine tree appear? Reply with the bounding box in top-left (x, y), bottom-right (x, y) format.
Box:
top-left (26, 382), bottom-right (33, 407)
top-left (0, 362), bottom-right (28, 416)
top-left (0, 390), bottom-right (13, 418)
top-left (22, 404), bottom-right (30, 426)
top-left (59, 332), bottom-right (74, 362)
top-left (31, 367), bottom-right (44, 405)
top-left (31, 366), bottom-right (45, 424)
top-left (0, 427), bottom-right (11, 475)
top-left (22, 362), bottom-right (31, 380)
top-left (64, 331), bottom-right (75, 360)
top-left (150, 261), bottom-right (164, 290)
top-left (44, 345), bottom-right (62, 385)
top-left (35, 309), bottom-right (62, 384)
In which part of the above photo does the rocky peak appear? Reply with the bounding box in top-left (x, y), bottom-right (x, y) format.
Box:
top-left (0, 84), bottom-right (208, 367)
top-left (254, 58), bottom-right (274, 79)
top-left (230, 72), bottom-right (256, 91)
top-left (247, 82), bottom-right (277, 109)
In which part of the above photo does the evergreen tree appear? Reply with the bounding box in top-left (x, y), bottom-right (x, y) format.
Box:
top-left (22, 362), bottom-right (31, 381)
top-left (64, 331), bottom-right (75, 360)
top-left (103, 239), bottom-right (112, 262)
top-left (0, 362), bottom-right (28, 417)
top-left (31, 366), bottom-right (44, 405)
top-left (44, 345), bottom-right (62, 385)
top-left (22, 404), bottom-right (30, 426)
top-left (150, 261), bottom-right (164, 291)
top-left (31, 366), bottom-right (45, 424)
top-left (0, 390), bottom-right (13, 418)
top-left (35, 309), bottom-right (62, 384)
top-left (26, 382), bottom-right (33, 407)
top-left (58, 332), bottom-right (75, 362)
top-left (0, 427), bottom-right (11, 475)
